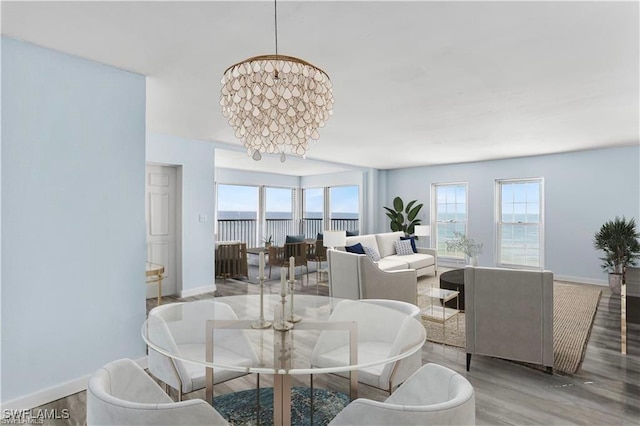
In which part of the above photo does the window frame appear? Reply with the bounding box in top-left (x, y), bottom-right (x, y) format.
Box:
top-left (431, 182), bottom-right (469, 260)
top-left (495, 177), bottom-right (544, 270)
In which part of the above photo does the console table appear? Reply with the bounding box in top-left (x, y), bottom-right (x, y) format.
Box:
top-left (145, 261), bottom-right (165, 305)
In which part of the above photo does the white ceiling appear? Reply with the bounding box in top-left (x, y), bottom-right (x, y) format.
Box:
top-left (3, 1), bottom-right (638, 174)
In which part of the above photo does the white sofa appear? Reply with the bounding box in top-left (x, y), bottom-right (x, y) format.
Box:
top-left (327, 231), bottom-right (437, 304)
top-left (344, 231), bottom-right (437, 277)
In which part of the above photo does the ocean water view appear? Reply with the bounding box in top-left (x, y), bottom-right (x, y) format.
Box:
top-left (218, 211), bottom-right (359, 220)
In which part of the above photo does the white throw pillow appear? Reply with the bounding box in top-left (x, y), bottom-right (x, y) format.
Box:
top-left (363, 245), bottom-right (381, 262)
top-left (394, 239), bottom-right (414, 256)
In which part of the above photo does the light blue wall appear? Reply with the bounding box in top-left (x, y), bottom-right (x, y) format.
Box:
top-left (216, 167), bottom-right (299, 188)
top-left (385, 146), bottom-right (640, 284)
top-left (147, 133), bottom-right (216, 295)
top-left (1, 38), bottom-right (146, 402)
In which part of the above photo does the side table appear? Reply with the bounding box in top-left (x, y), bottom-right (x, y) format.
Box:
top-left (440, 268), bottom-right (465, 311)
top-left (420, 288), bottom-right (460, 342)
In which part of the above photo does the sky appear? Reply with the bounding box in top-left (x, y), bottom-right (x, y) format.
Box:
top-left (217, 184), bottom-right (359, 213)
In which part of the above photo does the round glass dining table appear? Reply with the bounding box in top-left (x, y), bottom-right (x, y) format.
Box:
top-left (142, 294), bottom-right (426, 426)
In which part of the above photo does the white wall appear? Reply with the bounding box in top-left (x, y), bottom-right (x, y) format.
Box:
top-left (1, 38), bottom-right (146, 404)
top-left (146, 133), bottom-right (216, 297)
top-left (384, 146), bottom-right (640, 284)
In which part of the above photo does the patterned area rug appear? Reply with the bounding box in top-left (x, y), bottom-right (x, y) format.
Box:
top-left (214, 386), bottom-right (349, 426)
top-left (418, 281), bottom-right (601, 374)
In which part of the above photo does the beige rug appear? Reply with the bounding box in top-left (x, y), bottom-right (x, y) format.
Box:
top-left (553, 282), bottom-right (601, 374)
top-left (418, 281), bottom-right (601, 374)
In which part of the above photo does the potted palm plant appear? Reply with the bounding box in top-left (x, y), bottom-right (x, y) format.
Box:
top-left (593, 216), bottom-right (640, 294)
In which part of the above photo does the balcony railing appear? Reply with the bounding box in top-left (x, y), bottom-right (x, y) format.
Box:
top-left (217, 218), bottom-right (360, 247)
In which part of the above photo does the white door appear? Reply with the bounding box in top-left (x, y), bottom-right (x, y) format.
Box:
top-left (145, 164), bottom-right (177, 298)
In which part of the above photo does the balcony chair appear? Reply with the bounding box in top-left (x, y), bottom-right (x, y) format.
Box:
top-left (87, 358), bottom-right (229, 426)
top-left (215, 241), bottom-right (248, 281)
top-left (307, 238), bottom-right (328, 282)
top-left (268, 242), bottom-right (309, 281)
top-left (147, 301), bottom-right (258, 401)
top-left (310, 299), bottom-right (424, 394)
top-left (329, 363), bottom-right (475, 426)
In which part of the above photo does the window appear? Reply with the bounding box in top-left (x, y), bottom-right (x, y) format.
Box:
top-left (216, 184), bottom-right (258, 246)
top-left (330, 186), bottom-right (360, 234)
top-left (265, 187), bottom-right (295, 246)
top-left (432, 183), bottom-right (468, 258)
top-left (497, 179), bottom-right (543, 268)
top-left (303, 188), bottom-right (324, 239)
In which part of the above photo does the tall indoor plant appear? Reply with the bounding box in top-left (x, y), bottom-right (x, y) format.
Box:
top-left (383, 196), bottom-right (424, 236)
top-left (593, 216), bottom-right (640, 294)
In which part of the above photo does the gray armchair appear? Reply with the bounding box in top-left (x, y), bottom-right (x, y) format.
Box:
top-left (465, 266), bottom-right (554, 372)
top-left (327, 249), bottom-right (417, 304)
top-left (87, 358), bottom-right (228, 426)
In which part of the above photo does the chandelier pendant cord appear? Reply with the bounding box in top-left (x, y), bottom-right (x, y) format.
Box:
top-left (274, 0), bottom-right (278, 57)
top-left (220, 0), bottom-right (333, 162)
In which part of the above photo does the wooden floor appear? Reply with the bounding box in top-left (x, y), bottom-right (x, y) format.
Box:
top-left (35, 266), bottom-right (639, 425)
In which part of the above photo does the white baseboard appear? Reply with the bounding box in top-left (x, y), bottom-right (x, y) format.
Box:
top-left (0, 356), bottom-right (148, 411)
top-left (554, 275), bottom-right (607, 286)
top-left (180, 283), bottom-right (217, 298)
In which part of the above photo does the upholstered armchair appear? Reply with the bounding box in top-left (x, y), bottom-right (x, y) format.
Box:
top-left (329, 363), bottom-right (475, 426)
top-left (87, 358), bottom-right (229, 426)
top-left (310, 299), bottom-right (424, 394)
top-left (327, 249), bottom-right (417, 304)
top-left (147, 301), bottom-right (258, 401)
top-left (627, 266), bottom-right (640, 297)
top-left (465, 266), bottom-right (554, 372)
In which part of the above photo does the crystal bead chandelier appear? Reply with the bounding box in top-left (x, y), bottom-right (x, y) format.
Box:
top-left (220, 1), bottom-right (333, 162)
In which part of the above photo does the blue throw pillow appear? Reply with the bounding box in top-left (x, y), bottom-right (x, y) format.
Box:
top-left (400, 236), bottom-right (418, 253)
top-left (285, 235), bottom-right (305, 244)
top-left (345, 243), bottom-right (365, 254)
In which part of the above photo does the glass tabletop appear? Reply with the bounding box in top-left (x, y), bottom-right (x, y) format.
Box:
top-left (142, 295), bottom-right (426, 376)
top-left (145, 261), bottom-right (164, 275)
top-left (420, 287), bottom-right (459, 302)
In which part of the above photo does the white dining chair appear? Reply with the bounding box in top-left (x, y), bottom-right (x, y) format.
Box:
top-left (86, 358), bottom-right (229, 426)
top-left (147, 300), bottom-right (258, 400)
top-left (360, 299), bottom-right (421, 319)
top-left (310, 299), bottom-right (425, 394)
top-left (329, 363), bottom-right (475, 425)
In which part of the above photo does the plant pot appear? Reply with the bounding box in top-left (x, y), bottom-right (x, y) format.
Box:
top-left (609, 273), bottom-right (622, 295)
top-left (466, 256), bottom-right (478, 267)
